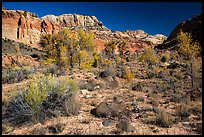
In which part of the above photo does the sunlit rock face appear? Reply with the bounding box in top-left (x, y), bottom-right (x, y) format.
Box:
top-left (2, 8), bottom-right (167, 51)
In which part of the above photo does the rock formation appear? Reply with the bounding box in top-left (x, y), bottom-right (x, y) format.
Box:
top-left (2, 9), bottom-right (60, 48)
top-left (2, 8), bottom-right (167, 51)
top-left (41, 14), bottom-right (109, 31)
top-left (155, 14), bottom-right (202, 49)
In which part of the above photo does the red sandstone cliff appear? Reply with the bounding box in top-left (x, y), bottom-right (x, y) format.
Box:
top-left (2, 8), bottom-right (167, 51)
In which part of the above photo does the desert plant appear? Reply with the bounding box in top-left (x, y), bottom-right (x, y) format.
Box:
top-left (3, 91), bottom-right (34, 125)
top-left (123, 66), bottom-right (134, 81)
top-left (117, 40), bottom-right (128, 59)
top-left (190, 103), bottom-right (202, 115)
top-left (47, 123), bottom-right (65, 134)
top-left (2, 123), bottom-right (14, 134)
top-left (161, 50), bottom-right (171, 62)
top-left (139, 46), bottom-right (159, 66)
top-left (175, 103), bottom-right (190, 118)
top-left (104, 41), bottom-right (117, 59)
top-left (155, 110), bottom-right (174, 128)
top-left (3, 74), bottom-right (80, 126)
top-left (2, 66), bottom-right (35, 84)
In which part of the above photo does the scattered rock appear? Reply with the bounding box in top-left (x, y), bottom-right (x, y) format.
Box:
top-left (132, 82), bottom-right (144, 91)
top-left (99, 69), bottom-right (115, 78)
top-left (103, 76), bottom-right (114, 82)
top-left (47, 123), bottom-right (65, 134)
top-left (116, 118), bottom-right (134, 132)
top-left (80, 89), bottom-right (89, 95)
top-left (90, 99), bottom-right (126, 118)
top-left (102, 119), bottom-right (113, 126)
top-left (152, 107), bottom-right (160, 114)
top-left (170, 93), bottom-right (183, 103)
top-left (136, 96), bottom-right (145, 102)
top-left (109, 79), bottom-right (120, 89)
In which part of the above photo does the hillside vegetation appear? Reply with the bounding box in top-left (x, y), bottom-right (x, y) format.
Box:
top-left (2, 28), bottom-right (202, 135)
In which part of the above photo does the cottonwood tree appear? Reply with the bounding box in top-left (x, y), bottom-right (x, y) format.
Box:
top-left (176, 29), bottom-right (201, 92)
top-left (40, 28), bottom-right (96, 70)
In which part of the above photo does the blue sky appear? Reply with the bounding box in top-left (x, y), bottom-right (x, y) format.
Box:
top-left (2, 2), bottom-right (202, 36)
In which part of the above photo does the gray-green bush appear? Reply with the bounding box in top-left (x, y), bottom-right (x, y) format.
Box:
top-left (3, 74), bottom-right (80, 126)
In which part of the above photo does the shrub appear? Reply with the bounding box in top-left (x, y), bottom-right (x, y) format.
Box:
top-left (136, 96), bottom-right (145, 102)
top-left (44, 65), bottom-right (66, 76)
top-left (161, 51), bottom-right (171, 62)
top-left (3, 74), bottom-right (80, 126)
top-left (101, 59), bottom-right (113, 68)
top-left (104, 41), bottom-right (117, 58)
top-left (2, 66), bottom-right (35, 84)
top-left (47, 123), bottom-right (65, 134)
top-left (175, 103), bottom-right (190, 118)
top-left (190, 103), bottom-right (202, 115)
top-left (155, 110), bottom-right (174, 128)
top-left (3, 92), bottom-right (34, 125)
top-left (151, 99), bottom-right (160, 107)
top-left (139, 46), bottom-right (159, 65)
top-left (124, 67), bottom-right (134, 81)
top-left (161, 56), bottom-right (167, 62)
top-left (2, 123), bottom-right (14, 134)
top-left (170, 93), bottom-right (183, 103)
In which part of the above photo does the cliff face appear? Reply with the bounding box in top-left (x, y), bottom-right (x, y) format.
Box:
top-left (2, 8), bottom-right (167, 51)
top-left (2, 9), bottom-right (110, 48)
top-left (2, 9), bottom-right (60, 48)
top-left (93, 30), bottom-right (167, 51)
top-left (41, 14), bottom-right (109, 31)
top-left (155, 14), bottom-right (202, 49)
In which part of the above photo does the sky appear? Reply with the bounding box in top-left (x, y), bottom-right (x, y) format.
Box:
top-left (2, 2), bottom-right (202, 36)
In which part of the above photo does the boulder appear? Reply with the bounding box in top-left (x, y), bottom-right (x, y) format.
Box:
top-left (99, 69), bottom-right (116, 78)
top-left (116, 118), bottom-right (134, 132)
top-left (102, 119), bottom-right (113, 126)
top-left (90, 99), bottom-right (126, 118)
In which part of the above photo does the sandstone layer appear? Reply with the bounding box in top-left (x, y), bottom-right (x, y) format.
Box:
top-left (2, 8), bottom-right (167, 51)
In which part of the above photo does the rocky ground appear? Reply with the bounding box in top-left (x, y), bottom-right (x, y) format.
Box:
top-left (2, 8), bottom-right (202, 135)
top-left (2, 67), bottom-right (202, 135)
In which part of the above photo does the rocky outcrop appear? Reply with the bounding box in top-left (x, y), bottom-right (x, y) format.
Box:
top-left (41, 14), bottom-right (109, 31)
top-left (2, 9), bottom-right (60, 48)
top-left (2, 9), bottom-right (110, 49)
top-left (93, 29), bottom-right (166, 51)
top-left (155, 14), bottom-right (202, 49)
top-left (2, 8), bottom-right (167, 51)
